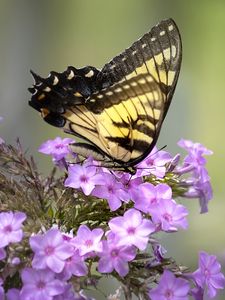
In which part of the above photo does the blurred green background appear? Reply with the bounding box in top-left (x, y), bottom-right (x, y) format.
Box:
top-left (0, 0), bottom-right (225, 299)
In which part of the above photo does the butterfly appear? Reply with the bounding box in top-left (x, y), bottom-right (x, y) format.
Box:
top-left (29, 18), bottom-right (182, 174)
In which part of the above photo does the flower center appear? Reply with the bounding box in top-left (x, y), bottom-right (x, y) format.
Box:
top-left (164, 289), bottom-right (174, 299)
top-left (80, 175), bottom-right (88, 183)
top-left (204, 268), bottom-right (211, 278)
top-left (85, 239), bottom-right (93, 248)
top-left (147, 158), bottom-right (154, 166)
top-left (55, 144), bottom-right (64, 149)
top-left (163, 213), bottom-right (172, 222)
top-left (107, 185), bottom-right (114, 193)
top-left (37, 280), bottom-right (46, 290)
top-left (3, 225), bottom-right (12, 233)
top-left (150, 197), bottom-right (157, 205)
top-left (111, 249), bottom-right (119, 258)
top-left (127, 227), bottom-right (136, 235)
top-left (44, 246), bottom-right (55, 256)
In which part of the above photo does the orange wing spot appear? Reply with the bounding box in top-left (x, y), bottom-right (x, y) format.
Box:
top-left (38, 93), bottom-right (46, 101)
top-left (40, 108), bottom-right (50, 118)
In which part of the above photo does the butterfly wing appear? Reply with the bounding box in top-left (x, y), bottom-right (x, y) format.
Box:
top-left (29, 18), bottom-right (182, 170)
top-left (65, 18), bottom-right (182, 166)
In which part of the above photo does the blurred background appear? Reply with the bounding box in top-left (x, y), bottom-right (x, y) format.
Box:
top-left (0, 0), bottom-right (225, 298)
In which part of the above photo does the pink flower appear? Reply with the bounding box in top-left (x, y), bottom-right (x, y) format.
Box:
top-left (20, 268), bottom-right (65, 300)
top-left (149, 269), bottom-right (190, 300)
top-left (92, 173), bottom-right (130, 211)
top-left (150, 199), bottom-right (188, 232)
top-left (0, 211), bottom-right (26, 248)
top-left (98, 233), bottom-right (136, 277)
top-left (192, 251), bottom-right (225, 298)
top-left (38, 137), bottom-right (74, 161)
top-left (59, 250), bottom-right (88, 280)
top-left (30, 228), bottom-right (74, 273)
top-left (71, 225), bottom-right (103, 256)
top-left (137, 146), bottom-right (172, 178)
top-left (108, 209), bottom-right (155, 250)
top-left (64, 164), bottom-right (104, 196)
top-left (134, 183), bottom-right (172, 213)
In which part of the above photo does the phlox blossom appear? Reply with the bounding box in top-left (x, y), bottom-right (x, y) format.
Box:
top-left (192, 251), bottom-right (225, 298)
top-left (149, 269), bottom-right (190, 300)
top-left (108, 208), bottom-right (155, 250)
top-left (98, 233), bottom-right (136, 277)
top-left (134, 183), bottom-right (172, 213)
top-left (30, 228), bottom-right (74, 273)
top-left (150, 199), bottom-right (188, 232)
top-left (65, 164), bottom-right (104, 196)
top-left (38, 137), bottom-right (74, 161)
top-left (92, 173), bottom-right (130, 211)
top-left (71, 225), bottom-right (103, 256)
top-left (0, 211), bottom-right (26, 248)
top-left (20, 268), bottom-right (65, 300)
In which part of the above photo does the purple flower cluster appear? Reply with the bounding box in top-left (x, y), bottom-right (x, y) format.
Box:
top-left (1, 137), bottom-right (222, 299)
top-left (0, 210), bottom-right (224, 299)
top-left (39, 138), bottom-right (213, 215)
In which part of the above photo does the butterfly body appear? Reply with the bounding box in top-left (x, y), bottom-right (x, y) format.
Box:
top-left (29, 18), bottom-right (182, 173)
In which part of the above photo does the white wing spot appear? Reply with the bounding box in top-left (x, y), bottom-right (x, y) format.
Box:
top-left (115, 87), bottom-right (122, 93)
top-left (171, 45), bottom-right (177, 58)
top-left (110, 64), bottom-right (116, 70)
top-left (43, 87), bottom-right (51, 92)
top-left (151, 37), bottom-right (156, 42)
top-left (132, 50), bottom-right (137, 55)
top-left (131, 82), bottom-right (138, 87)
top-left (142, 43), bottom-right (147, 48)
top-left (159, 30), bottom-right (165, 36)
top-left (67, 70), bottom-right (75, 80)
top-left (122, 57), bottom-right (126, 62)
top-left (146, 76), bottom-right (153, 82)
top-left (89, 99), bottom-right (95, 103)
top-left (123, 85), bottom-right (130, 90)
top-left (168, 24), bottom-right (174, 31)
top-left (138, 78), bottom-right (146, 84)
top-left (85, 70), bottom-right (94, 78)
top-left (97, 94), bottom-right (103, 99)
top-left (106, 91), bottom-right (113, 96)
top-left (53, 76), bottom-right (59, 85)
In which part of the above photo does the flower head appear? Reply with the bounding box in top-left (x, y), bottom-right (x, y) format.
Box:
top-left (71, 225), bottom-right (103, 256)
top-left (92, 173), bottom-right (130, 211)
top-left (149, 269), bottom-right (190, 300)
top-left (59, 250), bottom-right (88, 280)
top-left (108, 208), bottom-right (155, 250)
top-left (98, 233), bottom-right (136, 277)
top-left (134, 183), bottom-right (172, 213)
top-left (192, 251), bottom-right (225, 298)
top-left (0, 211), bottom-right (26, 248)
top-left (30, 228), bottom-right (74, 273)
top-left (38, 137), bottom-right (74, 161)
top-left (21, 268), bottom-right (65, 300)
top-left (65, 163), bottom-right (104, 196)
top-left (137, 146), bottom-right (172, 178)
top-left (150, 199), bottom-right (188, 232)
